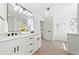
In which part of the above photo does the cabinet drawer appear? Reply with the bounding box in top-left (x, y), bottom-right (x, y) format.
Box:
top-left (27, 36), bottom-right (34, 43)
top-left (24, 44), bottom-right (34, 55)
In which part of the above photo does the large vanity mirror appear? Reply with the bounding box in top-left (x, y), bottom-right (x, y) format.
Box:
top-left (8, 3), bottom-right (34, 32)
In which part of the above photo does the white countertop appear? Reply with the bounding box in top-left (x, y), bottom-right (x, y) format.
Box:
top-left (0, 32), bottom-right (40, 42)
top-left (0, 31), bottom-right (41, 42)
top-left (0, 34), bottom-right (30, 42)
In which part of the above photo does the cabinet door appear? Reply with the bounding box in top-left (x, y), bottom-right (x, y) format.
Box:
top-left (34, 33), bottom-right (41, 51)
top-left (20, 44), bottom-right (28, 55)
top-left (0, 39), bottom-right (18, 55)
top-left (15, 44), bottom-right (27, 55)
top-left (10, 38), bottom-right (22, 55)
top-left (13, 46), bottom-right (20, 55)
top-left (14, 36), bottom-right (28, 55)
top-left (43, 17), bottom-right (54, 40)
top-left (0, 47), bottom-right (14, 55)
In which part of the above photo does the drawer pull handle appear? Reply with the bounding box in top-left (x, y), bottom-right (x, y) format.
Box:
top-left (14, 47), bottom-right (16, 53)
top-left (37, 38), bottom-right (39, 41)
top-left (17, 46), bottom-right (19, 51)
top-left (29, 50), bottom-right (33, 53)
top-left (30, 38), bottom-right (33, 39)
top-left (29, 43), bottom-right (33, 46)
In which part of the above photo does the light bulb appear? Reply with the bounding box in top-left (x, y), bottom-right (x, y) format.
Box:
top-left (19, 8), bottom-right (23, 13)
top-left (26, 12), bottom-right (30, 16)
top-left (23, 10), bottom-right (27, 15)
top-left (14, 5), bottom-right (19, 11)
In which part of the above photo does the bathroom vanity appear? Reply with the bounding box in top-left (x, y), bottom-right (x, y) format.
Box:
top-left (0, 3), bottom-right (41, 55)
top-left (0, 32), bottom-right (41, 55)
top-left (67, 33), bottom-right (79, 54)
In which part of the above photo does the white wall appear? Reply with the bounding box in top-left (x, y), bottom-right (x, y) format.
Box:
top-left (54, 3), bottom-right (77, 41)
top-left (0, 3), bottom-right (8, 33)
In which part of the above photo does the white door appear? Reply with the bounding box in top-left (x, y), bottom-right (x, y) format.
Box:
top-left (56, 23), bottom-right (67, 41)
top-left (43, 17), bottom-right (54, 40)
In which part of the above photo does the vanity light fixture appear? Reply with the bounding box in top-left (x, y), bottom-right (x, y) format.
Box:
top-left (23, 8), bottom-right (29, 15)
top-left (9, 3), bottom-right (33, 17)
top-left (23, 8), bottom-right (27, 15)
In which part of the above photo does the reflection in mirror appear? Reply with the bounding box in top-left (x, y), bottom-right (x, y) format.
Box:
top-left (8, 3), bottom-right (34, 32)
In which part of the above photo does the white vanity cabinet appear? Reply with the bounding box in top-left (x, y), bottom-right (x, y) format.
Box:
top-left (0, 33), bottom-right (41, 55)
